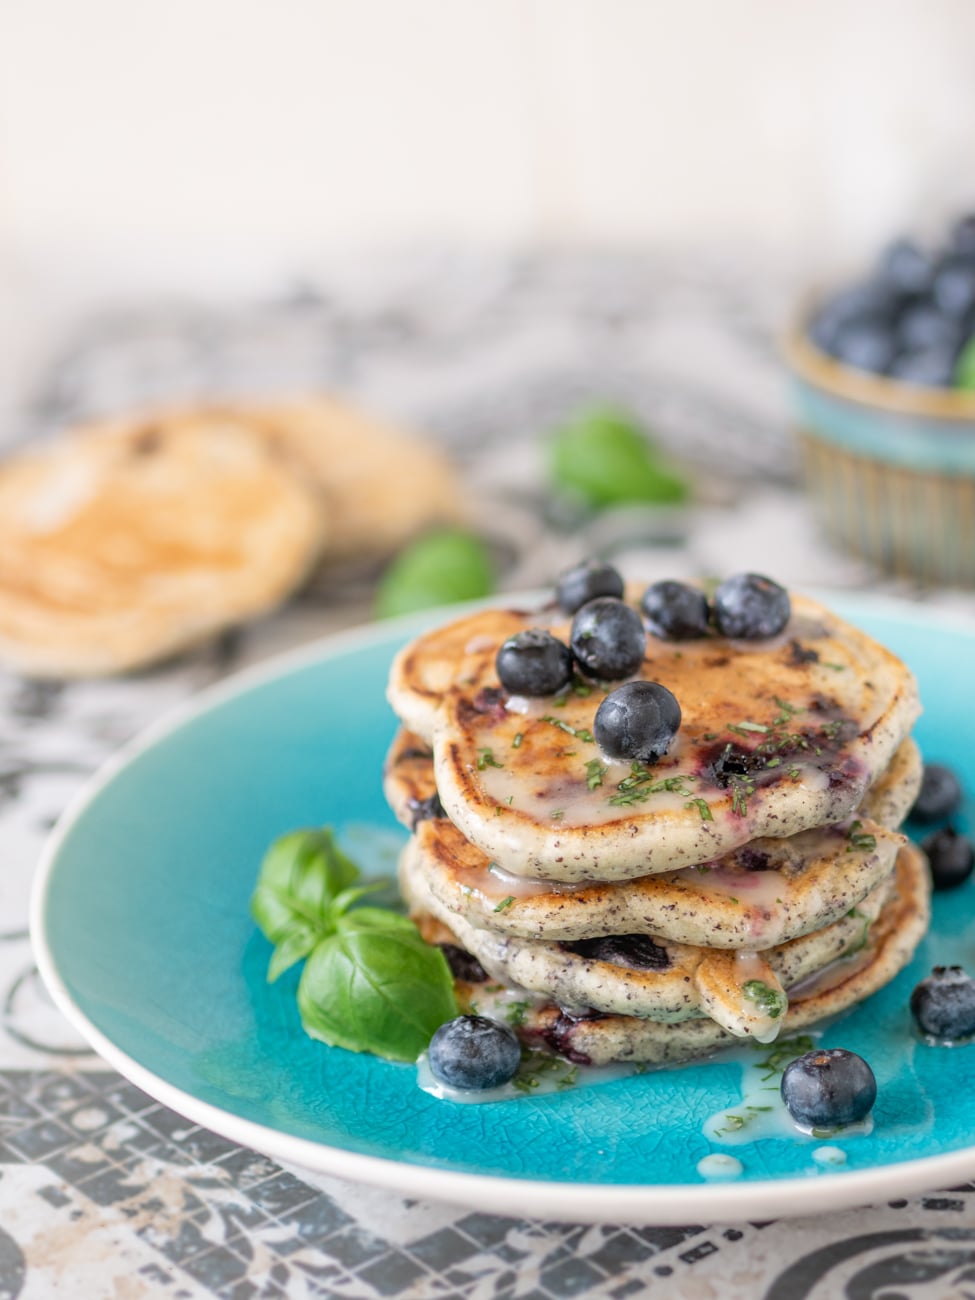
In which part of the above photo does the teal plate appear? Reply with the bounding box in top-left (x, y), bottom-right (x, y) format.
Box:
top-left (31, 595), bottom-right (975, 1223)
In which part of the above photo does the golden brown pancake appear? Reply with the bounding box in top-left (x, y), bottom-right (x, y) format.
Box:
top-left (412, 843), bottom-right (930, 1065)
top-left (402, 839), bottom-right (897, 1041)
top-left (0, 410), bottom-right (324, 677)
top-left (385, 729), bottom-right (919, 950)
top-left (387, 589), bottom-right (920, 881)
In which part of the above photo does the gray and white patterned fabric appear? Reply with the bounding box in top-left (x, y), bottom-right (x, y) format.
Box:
top-left (2, 250), bottom-right (975, 1299)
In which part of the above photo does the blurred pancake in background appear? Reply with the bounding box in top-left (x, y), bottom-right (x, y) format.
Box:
top-left (0, 397), bottom-right (462, 677)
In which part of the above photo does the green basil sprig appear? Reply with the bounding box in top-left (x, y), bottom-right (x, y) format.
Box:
top-left (251, 828), bottom-right (457, 1062)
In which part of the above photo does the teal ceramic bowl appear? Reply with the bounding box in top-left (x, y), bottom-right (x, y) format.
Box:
top-left (786, 324), bottom-right (975, 586)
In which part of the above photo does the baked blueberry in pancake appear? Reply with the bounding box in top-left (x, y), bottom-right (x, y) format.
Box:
top-left (409, 844), bottom-right (930, 1066)
top-left (385, 728), bottom-right (920, 950)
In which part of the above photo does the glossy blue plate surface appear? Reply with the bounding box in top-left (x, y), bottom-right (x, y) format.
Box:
top-left (31, 597), bottom-right (975, 1223)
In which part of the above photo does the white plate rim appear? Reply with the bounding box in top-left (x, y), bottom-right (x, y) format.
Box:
top-left (29, 591), bottom-right (975, 1225)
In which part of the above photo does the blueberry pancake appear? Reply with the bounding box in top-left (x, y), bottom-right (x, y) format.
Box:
top-left (387, 587), bottom-right (920, 881)
top-left (411, 843), bottom-right (930, 1066)
top-left (401, 841), bottom-right (898, 1042)
top-left (386, 729), bottom-right (919, 949)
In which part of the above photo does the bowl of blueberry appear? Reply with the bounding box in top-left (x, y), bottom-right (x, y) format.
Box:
top-left (786, 214), bottom-right (975, 586)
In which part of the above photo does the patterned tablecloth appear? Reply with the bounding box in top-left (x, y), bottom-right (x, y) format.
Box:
top-left (2, 252), bottom-right (975, 1300)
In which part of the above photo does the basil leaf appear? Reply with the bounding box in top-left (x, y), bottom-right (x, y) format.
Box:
top-left (375, 529), bottom-right (494, 619)
top-left (266, 924), bottom-right (319, 983)
top-left (297, 927), bottom-right (458, 1062)
top-left (251, 828), bottom-right (359, 945)
top-left (334, 906), bottom-right (419, 934)
top-left (330, 882), bottom-right (387, 918)
top-left (549, 406), bottom-right (689, 509)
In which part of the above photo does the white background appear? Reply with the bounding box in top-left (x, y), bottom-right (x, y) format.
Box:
top-left (2, 0), bottom-right (975, 400)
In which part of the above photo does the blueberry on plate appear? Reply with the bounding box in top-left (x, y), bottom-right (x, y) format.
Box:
top-left (920, 826), bottom-right (974, 891)
top-left (593, 680), bottom-right (681, 764)
top-left (556, 559), bottom-right (624, 615)
top-left (570, 597), bottom-right (646, 679)
top-left (712, 573), bottom-right (791, 641)
top-left (641, 580), bottom-right (710, 641)
top-left (910, 966), bottom-right (975, 1041)
top-left (909, 762), bottom-right (963, 823)
top-left (496, 629), bottom-right (573, 696)
top-left (780, 1048), bottom-right (877, 1130)
top-left (427, 1014), bottom-right (522, 1090)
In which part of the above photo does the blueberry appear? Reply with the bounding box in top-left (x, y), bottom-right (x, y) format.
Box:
top-left (909, 762), bottom-right (963, 823)
top-left (712, 573), bottom-right (791, 641)
top-left (427, 1014), bottom-right (521, 1090)
top-left (496, 629), bottom-right (573, 696)
top-left (780, 1048), bottom-right (877, 1130)
top-left (556, 559), bottom-right (624, 614)
top-left (897, 303), bottom-right (962, 353)
top-left (831, 317), bottom-right (897, 374)
top-left (564, 934), bottom-right (671, 970)
top-left (910, 966), bottom-right (975, 1041)
top-left (641, 580), bottom-right (710, 641)
top-left (920, 826), bottom-right (974, 891)
top-left (952, 214), bottom-right (975, 258)
top-left (407, 792), bottom-right (445, 829)
top-left (570, 598), bottom-right (646, 679)
top-left (878, 238), bottom-right (933, 295)
top-left (438, 944), bottom-right (489, 985)
top-left (593, 680), bottom-right (681, 764)
top-left (933, 254), bottom-right (975, 319)
top-left (888, 347), bottom-right (958, 388)
top-left (808, 281), bottom-right (899, 354)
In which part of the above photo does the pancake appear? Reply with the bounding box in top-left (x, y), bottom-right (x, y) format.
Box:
top-left (386, 729), bottom-right (918, 949)
top-left (0, 410), bottom-right (324, 677)
top-left (240, 396), bottom-right (463, 560)
top-left (412, 842), bottom-right (930, 1066)
top-left (402, 841), bottom-right (897, 1042)
top-left (387, 588), bottom-right (920, 882)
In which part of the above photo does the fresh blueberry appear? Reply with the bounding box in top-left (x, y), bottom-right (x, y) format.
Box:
top-left (920, 826), bottom-right (974, 891)
top-left (831, 317), bottom-right (897, 374)
top-left (593, 680), bottom-right (681, 764)
top-left (641, 580), bottom-right (710, 641)
top-left (878, 238), bottom-right (933, 295)
top-left (427, 1014), bottom-right (522, 1090)
top-left (570, 598), bottom-right (646, 680)
top-left (909, 762), bottom-right (963, 823)
top-left (888, 347), bottom-right (958, 388)
top-left (933, 254), bottom-right (975, 319)
top-left (780, 1048), bottom-right (877, 1129)
top-left (910, 966), bottom-right (975, 1041)
top-left (712, 573), bottom-right (791, 640)
top-left (556, 559), bottom-right (624, 614)
top-left (808, 281), bottom-right (898, 354)
top-left (897, 303), bottom-right (962, 354)
top-left (952, 214), bottom-right (975, 258)
top-left (496, 629), bottom-right (573, 696)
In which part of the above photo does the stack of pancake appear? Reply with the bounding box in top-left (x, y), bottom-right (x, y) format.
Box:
top-left (384, 583), bottom-right (930, 1065)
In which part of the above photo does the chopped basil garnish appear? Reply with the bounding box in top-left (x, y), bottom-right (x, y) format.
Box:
top-left (742, 980), bottom-right (786, 1019)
